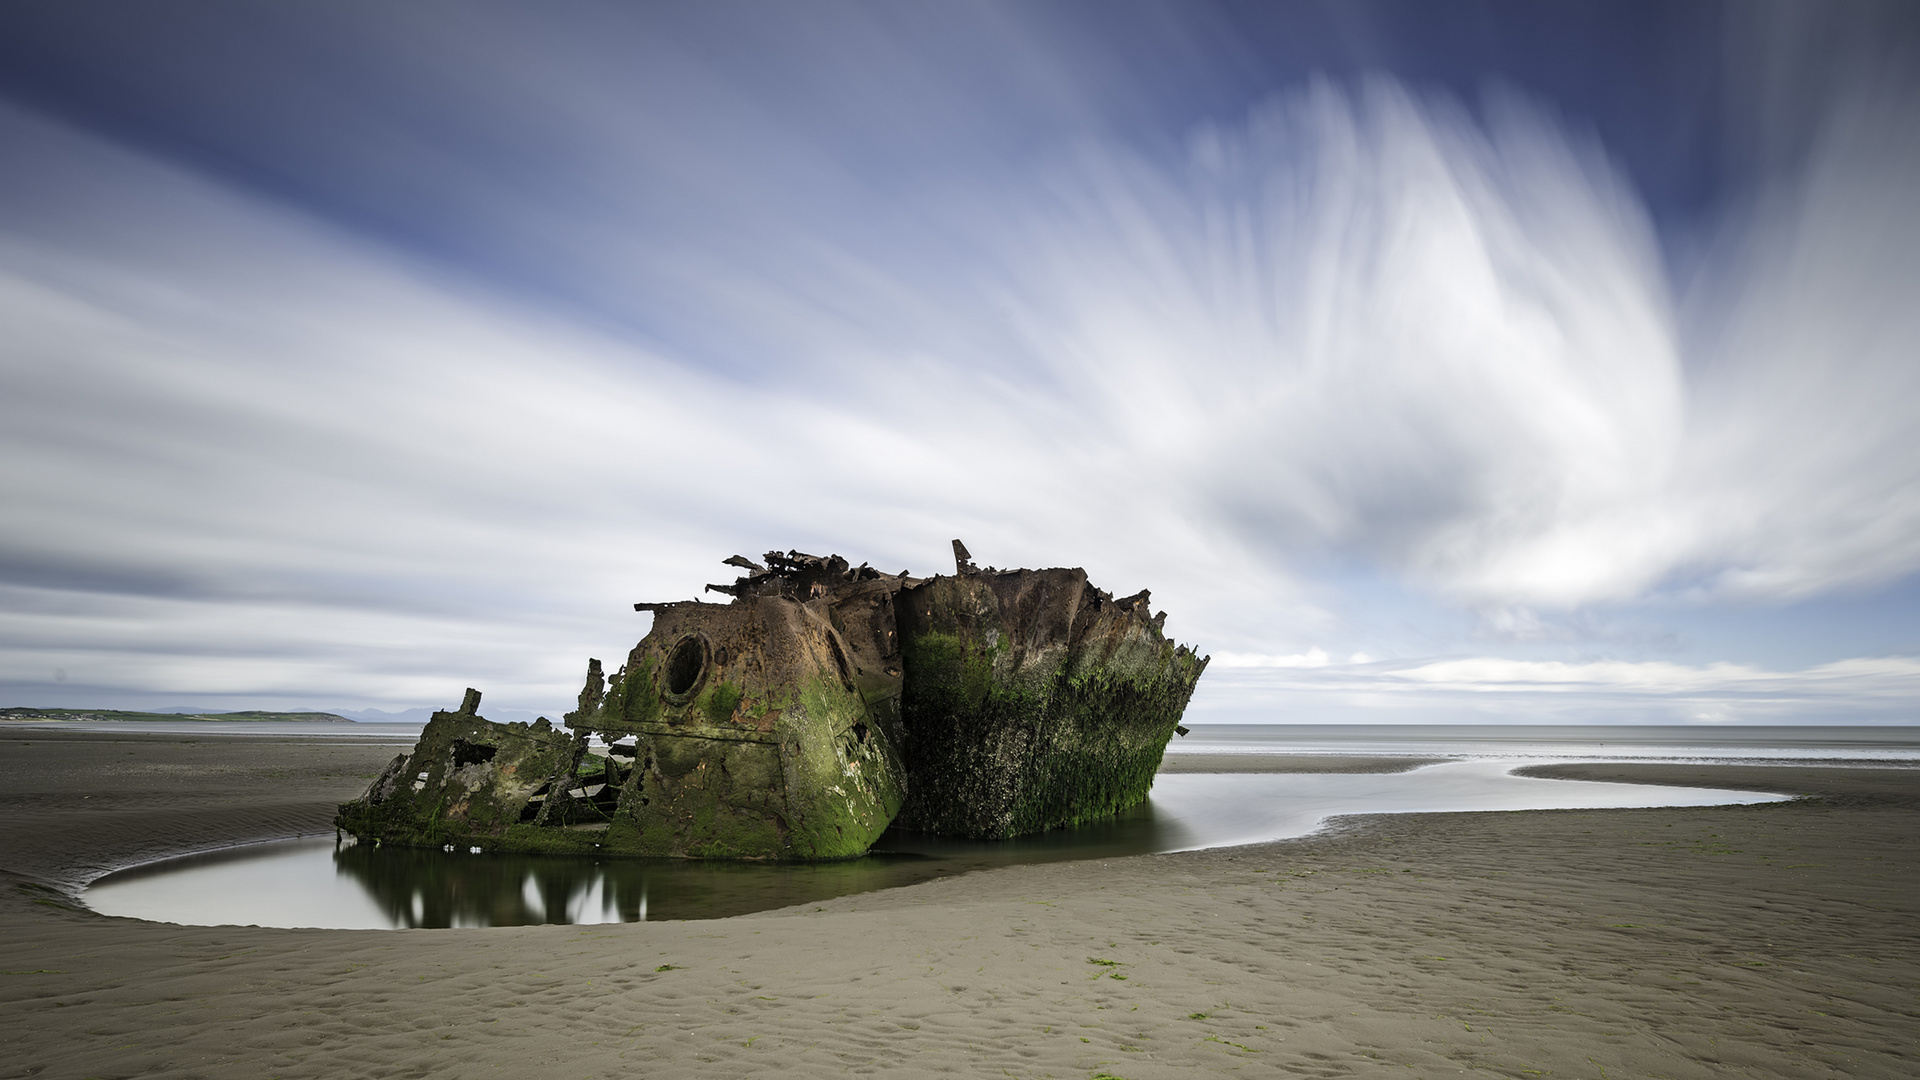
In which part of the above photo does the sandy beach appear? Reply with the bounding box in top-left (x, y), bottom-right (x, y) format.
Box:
top-left (1, 725), bottom-right (1914, 1079)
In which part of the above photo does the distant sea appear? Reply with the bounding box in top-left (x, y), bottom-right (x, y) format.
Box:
top-left (1165, 724), bottom-right (1920, 764)
top-left (3, 719), bottom-right (426, 739)
top-left (17, 718), bottom-right (1920, 764)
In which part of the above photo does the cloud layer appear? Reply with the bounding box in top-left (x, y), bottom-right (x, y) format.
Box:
top-left (1, 5), bottom-right (1916, 719)
top-left (1199, 653), bottom-right (1920, 726)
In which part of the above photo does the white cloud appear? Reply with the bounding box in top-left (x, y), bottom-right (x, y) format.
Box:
top-left (2, 40), bottom-right (1917, 716)
top-left (0, 98), bottom-right (1281, 711)
top-left (1191, 651), bottom-right (1920, 725)
top-left (1389, 655), bottom-right (1920, 697)
top-left (1211, 648), bottom-right (1336, 670)
top-left (993, 77), bottom-right (1920, 612)
top-left (1673, 82), bottom-right (1920, 602)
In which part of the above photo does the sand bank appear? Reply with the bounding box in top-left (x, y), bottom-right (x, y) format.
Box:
top-left (1, 726), bottom-right (1914, 1079)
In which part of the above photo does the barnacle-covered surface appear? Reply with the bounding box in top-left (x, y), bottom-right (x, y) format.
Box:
top-left (337, 543), bottom-right (1207, 859)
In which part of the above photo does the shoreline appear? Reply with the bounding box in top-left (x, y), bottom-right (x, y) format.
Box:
top-left (3, 726), bottom-right (1915, 1078)
top-left (0, 728), bottom-right (1895, 896)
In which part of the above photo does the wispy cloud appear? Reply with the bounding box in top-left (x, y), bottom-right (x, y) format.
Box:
top-left (1, 6), bottom-right (1916, 718)
top-left (1197, 653), bottom-right (1920, 725)
top-left (994, 76), bottom-right (1920, 615)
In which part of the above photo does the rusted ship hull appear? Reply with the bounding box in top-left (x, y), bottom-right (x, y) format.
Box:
top-left (893, 568), bottom-right (1207, 838)
top-left (582, 582), bottom-right (907, 859)
top-left (333, 689), bottom-right (605, 857)
top-left (337, 543), bottom-right (1206, 859)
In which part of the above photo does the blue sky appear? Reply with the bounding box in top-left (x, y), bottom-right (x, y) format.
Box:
top-left (2, 1), bottom-right (1917, 724)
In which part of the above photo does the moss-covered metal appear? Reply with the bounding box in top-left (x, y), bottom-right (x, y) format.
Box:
top-left (338, 553), bottom-right (911, 861)
top-left (892, 568), bottom-right (1208, 838)
top-left (337, 544), bottom-right (1208, 859)
top-left (582, 581), bottom-right (908, 860)
top-left (333, 689), bottom-right (614, 856)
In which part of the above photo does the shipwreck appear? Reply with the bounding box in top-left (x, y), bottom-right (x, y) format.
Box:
top-left (336, 541), bottom-right (1208, 859)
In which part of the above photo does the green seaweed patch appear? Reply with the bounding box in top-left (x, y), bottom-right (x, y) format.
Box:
top-left (773, 674), bottom-right (905, 859)
top-left (703, 680), bottom-right (745, 726)
top-left (895, 616), bottom-right (1203, 838)
top-left (598, 655), bottom-right (659, 727)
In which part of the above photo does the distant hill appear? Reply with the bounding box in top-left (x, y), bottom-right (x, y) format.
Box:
top-left (319, 706), bottom-right (436, 724)
top-left (0, 707), bottom-right (355, 723)
top-left (322, 705), bottom-right (550, 726)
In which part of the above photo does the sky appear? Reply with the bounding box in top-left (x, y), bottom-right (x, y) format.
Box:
top-left (2, 1), bottom-right (1917, 725)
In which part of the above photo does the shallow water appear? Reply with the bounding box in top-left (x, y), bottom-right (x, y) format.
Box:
top-left (85, 761), bottom-right (1786, 929)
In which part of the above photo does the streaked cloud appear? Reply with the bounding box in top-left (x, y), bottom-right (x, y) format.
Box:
top-left (0, 4), bottom-right (1915, 720)
top-left (1199, 653), bottom-right (1920, 725)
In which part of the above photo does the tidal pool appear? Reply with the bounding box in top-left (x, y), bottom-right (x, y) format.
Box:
top-left (85, 761), bottom-right (1786, 929)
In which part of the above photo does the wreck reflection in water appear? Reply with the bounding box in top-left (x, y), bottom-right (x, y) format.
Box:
top-left (333, 800), bottom-right (1184, 928)
top-left (86, 799), bottom-right (1183, 930)
top-left (86, 763), bottom-right (1786, 929)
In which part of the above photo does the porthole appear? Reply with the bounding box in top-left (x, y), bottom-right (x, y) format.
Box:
top-left (662, 634), bottom-right (709, 704)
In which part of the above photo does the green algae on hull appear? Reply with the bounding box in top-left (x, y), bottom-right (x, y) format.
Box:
top-left (333, 689), bottom-right (611, 857)
top-left (337, 553), bottom-right (911, 861)
top-left (893, 566), bottom-right (1208, 839)
top-left (336, 543), bottom-right (1207, 859)
top-left (588, 576), bottom-right (908, 860)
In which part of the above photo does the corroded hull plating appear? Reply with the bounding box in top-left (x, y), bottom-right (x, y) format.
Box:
top-left (333, 690), bottom-right (607, 857)
top-left (894, 568), bottom-right (1209, 838)
top-left (583, 581), bottom-right (907, 859)
top-left (337, 543), bottom-right (1207, 859)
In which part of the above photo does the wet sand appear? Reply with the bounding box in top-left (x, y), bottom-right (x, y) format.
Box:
top-left (2, 725), bottom-right (1915, 1079)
